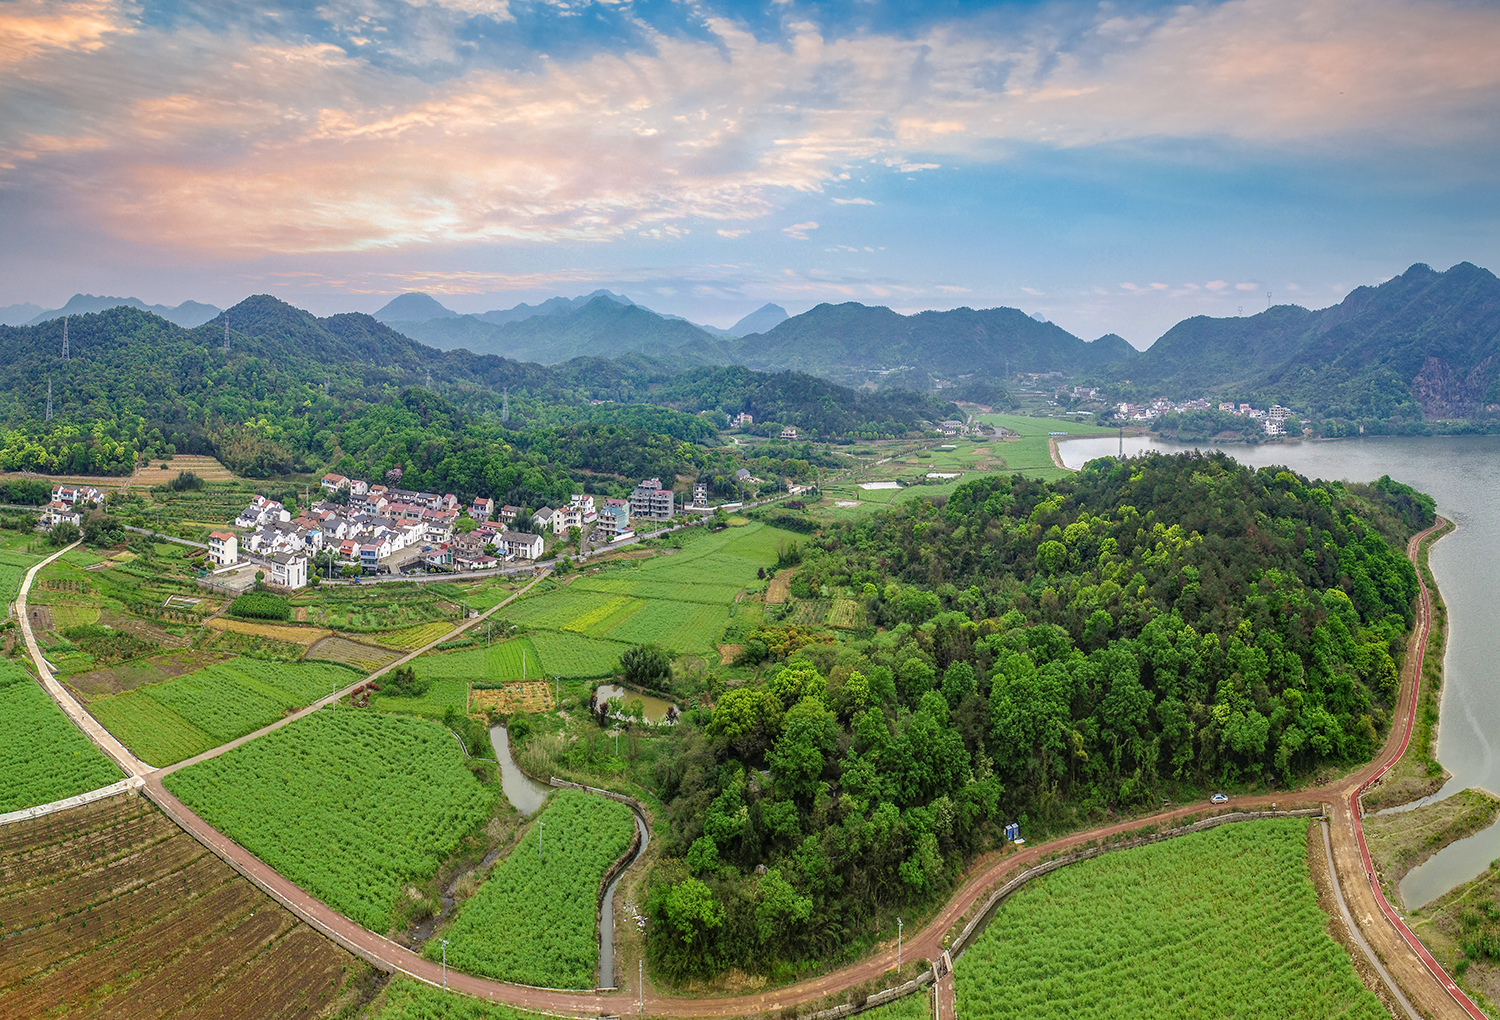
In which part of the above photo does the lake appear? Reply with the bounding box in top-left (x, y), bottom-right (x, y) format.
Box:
top-left (1059, 434), bottom-right (1500, 907)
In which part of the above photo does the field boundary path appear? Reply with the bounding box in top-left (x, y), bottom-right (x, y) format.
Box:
top-left (18, 540), bottom-right (154, 778)
top-left (1321, 817), bottom-right (1423, 1020)
top-left (0, 775), bottom-right (144, 826)
top-left (22, 521), bottom-right (1482, 1019)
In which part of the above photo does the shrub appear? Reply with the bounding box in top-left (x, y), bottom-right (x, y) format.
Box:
top-left (229, 591), bottom-right (292, 621)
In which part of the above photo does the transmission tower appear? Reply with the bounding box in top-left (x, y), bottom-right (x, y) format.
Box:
top-left (223, 319), bottom-right (230, 354)
top-left (426, 370), bottom-right (432, 389)
top-left (62, 316), bottom-right (68, 360)
top-left (46, 378), bottom-right (52, 422)
top-left (1267, 291), bottom-right (1272, 310)
top-left (502, 386), bottom-right (510, 423)
top-left (323, 376), bottom-right (329, 397)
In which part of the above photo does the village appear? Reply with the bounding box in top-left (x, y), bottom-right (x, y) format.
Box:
top-left (38, 473), bottom-right (735, 591)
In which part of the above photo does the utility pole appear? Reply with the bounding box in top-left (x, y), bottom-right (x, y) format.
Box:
top-left (639, 960), bottom-right (643, 1020)
top-left (440, 938), bottom-right (449, 990)
top-left (897, 917), bottom-right (904, 973)
top-left (539, 819), bottom-right (544, 861)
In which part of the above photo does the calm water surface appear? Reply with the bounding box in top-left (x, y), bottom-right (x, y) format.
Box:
top-left (1059, 434), bottom-right (1500, 907)
top-left (487, 725), bottom-right (551, 815)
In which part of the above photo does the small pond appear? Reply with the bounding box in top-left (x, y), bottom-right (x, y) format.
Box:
top-left (488, 724), bottom-right (551, 815)
top-left (595, 683), bottom-right (679, 725)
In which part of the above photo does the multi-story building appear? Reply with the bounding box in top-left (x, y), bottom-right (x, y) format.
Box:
top-left (500, 531), bottom-right (544, 560)
top-left (471, 497), bottom-right (495, 521)
top-left (596, 498), bottom-right (631, 539)
top-left (269, 552), bottom-right (308, 589)
top-left (207, 530), bottom-right (238, 567)
top-left (629, 479), bottom-right (675, 521)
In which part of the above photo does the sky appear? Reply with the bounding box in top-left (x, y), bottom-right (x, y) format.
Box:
top-left (2, 0), bottom-right (1499, 347)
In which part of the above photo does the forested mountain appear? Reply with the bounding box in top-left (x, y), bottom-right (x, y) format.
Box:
top-left (0, 295), bottom-right (950, 480)
top-left (645, 453), bottom-right (1430, 978)
top-left (730, 302), bottom-right (1138, 389)
top-left (26, 293), bottom-right (221, 327)
top-left (1111, 262), bottom-right (1500, 432)
top-left (388, 296), bottom-right (732, 364)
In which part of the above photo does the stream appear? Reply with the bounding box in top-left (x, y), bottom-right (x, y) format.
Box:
top-left (488, 723), bottom-right (650, 988)
top-left (1059, 433), bottom-right (1500, 908)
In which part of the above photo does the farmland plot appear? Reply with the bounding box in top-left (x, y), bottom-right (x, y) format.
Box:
top-left (370, 978), bottom-right (534, 1020)
top-left (955, 819), bottom-right (1386, 1020)
top-left (0, 661), bottom-right (120, 812)
top-left (0, 794), bottom-right (366, 1019)
top-left (433, 790), bottom-right (637, 988)
top-left (605, 599), bottom-right (730, 653)
top-left (87, 659), bottom-right (360, 766)
top-left (164, 710), bottom-right (494, 932)
top-left (528, 630), bottom-right (628, 678)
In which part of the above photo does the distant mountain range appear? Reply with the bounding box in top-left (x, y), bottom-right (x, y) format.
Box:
top-left (1104, 262), bottom-right (1500, 426)
top-left (19, 294), bottom-right (222, 328)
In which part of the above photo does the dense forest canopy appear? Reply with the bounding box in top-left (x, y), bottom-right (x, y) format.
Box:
top-left (643, 453), bottom-right (1431, 980)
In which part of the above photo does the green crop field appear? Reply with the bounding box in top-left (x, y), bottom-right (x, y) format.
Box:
top-left (488, 523), bottom-right (795, 668)
top-left (368, 978), bottom-right (535, 1020)
top-left (955, 819), bottom-right (1386, 1020)
top-left (164, 710), bottom-right (494, 932)
top-left (528, 630), bottom-right (628, 678)
top-left (87, 659), bottom-right (360, 766)
top-left (414, 639), bottom-right (545, 684)
top-left (432, 789), bottom-right (637, 988)
top-left (0, 661), bottom-right (121, 812)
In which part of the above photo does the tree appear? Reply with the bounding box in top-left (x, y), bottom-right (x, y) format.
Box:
top-left (454, 516), bottom-right (478, 534)
top-left (384, 664), bottom-right (430, 697)
top-left (620, 643), bottom-right (673, 692)
top-left (81, 512), bottom-right (124, 547)
top-left (47, 521), bottom-right (80, 546)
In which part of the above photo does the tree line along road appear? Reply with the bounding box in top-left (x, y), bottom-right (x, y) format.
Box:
top-left (14, 520), bottom-right (1477, 1019)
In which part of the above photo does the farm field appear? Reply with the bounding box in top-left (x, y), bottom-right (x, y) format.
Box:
top-left (0, 660), bottom-right (120, 812)
top-left (432, 789), bottom-right (637, 988)
top-left (87, 659), bottom-right (360, 766)
top-left (163, 710), bottom-right (495, 932)
top-left (0, 793), bottom-right (366, 1018)
top-left (366, 977), bottom-right (534, 1020)
top-left (375, 638), bottom-right (546, 717)
top-left (490, 523), bottom-right (795, 669)
top-left (306, 634), bottom-right (402, 672)
top-left (954, 819), bottom-right (1387, 1020)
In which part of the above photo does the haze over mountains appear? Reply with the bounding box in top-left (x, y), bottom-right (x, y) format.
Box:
top-left (14, 294), bottom-right (222, 328)
top-left (13, 261), bottom-right (1500, 431)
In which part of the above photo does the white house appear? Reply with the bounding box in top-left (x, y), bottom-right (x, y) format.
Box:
top-left (500, 530), bottom-right (544, 560)
top-left (533, 507), bottom-right (557, 533)
top-left (207, 530), bottom-right (238, 567)
top-left (43, 501), bottom-right (82, 528)
top-left (269, 552), bottom-right (308, 589)
top-left (320, 472), bottom-right (348, 493)
top-left (471, 497), bottom-right (495, 521)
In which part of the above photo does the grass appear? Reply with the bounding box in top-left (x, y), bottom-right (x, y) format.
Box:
top-left (1364, 788), bottom-right (1500, 904)
top-left (163, 710), bottom-right (495, 933)
top-left (955, 819), bottom-right (1387, 1020)
top-left (861, 993), bottom-right (932, 1020)
top-left (87, 659), bottom-right (360, 766)
top-left (0, 661), bottom-right (121, 812)
top-left (430, 789), bottom-right (637, 988)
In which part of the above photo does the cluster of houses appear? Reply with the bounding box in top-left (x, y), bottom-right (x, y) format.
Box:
top-left (203, 473), bottom-right (697, 590)
top-left (42, 484), bottom-right (107, 528)
top-left (1114, 398), bottom-right (1296, 435)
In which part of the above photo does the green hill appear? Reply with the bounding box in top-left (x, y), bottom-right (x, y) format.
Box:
top-left (1110, 262), bottom-right (1500, 431)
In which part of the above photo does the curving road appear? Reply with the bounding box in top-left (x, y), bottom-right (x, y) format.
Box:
top-left (19, 520), bottom-right (1483, 1019)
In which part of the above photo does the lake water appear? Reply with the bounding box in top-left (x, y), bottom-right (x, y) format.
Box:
top-left (1059, 434), bottom-right (1500, 907)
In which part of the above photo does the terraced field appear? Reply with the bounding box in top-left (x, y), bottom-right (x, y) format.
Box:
top-left (0, 794), bottom-right (366, 1018)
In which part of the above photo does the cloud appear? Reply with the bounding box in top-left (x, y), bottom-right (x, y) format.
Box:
top-left (1206, 280), bottom-right (1228, 291)
top-left (935, 285), bottom-right (970, 293)
top-left (0, 0), bottom-right (133, 67)
top-left (832, 197), bottom-right (877, 205)
top-left (1235, 282), bottom-right (1258, 290)
top-left (5, 0), bottom-right (1500, 255)
top-left (783, 221), bottom-right (819, 239)
top-left (716, 228), bottom-right (750, 238)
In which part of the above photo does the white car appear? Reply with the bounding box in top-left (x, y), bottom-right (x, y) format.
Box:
top-left (1210, 793), bottom-right (1230, 805)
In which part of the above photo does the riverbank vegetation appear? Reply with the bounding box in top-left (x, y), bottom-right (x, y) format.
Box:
top-left (427, 790), bottom-right (637, 989)
top-left (955, 819), bottom-right (1386, 1020)
top-left (1410, 860), bottom-right (1500, 1014)
top-left (1363, 789), bottom-right (1500, 905)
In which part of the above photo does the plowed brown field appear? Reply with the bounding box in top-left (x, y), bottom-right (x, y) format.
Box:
top-left (0, 792), bottom-right (367, 1018)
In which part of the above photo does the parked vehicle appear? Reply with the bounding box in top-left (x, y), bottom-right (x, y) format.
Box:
top-left (1210, 793), bottom-right (1229, 805)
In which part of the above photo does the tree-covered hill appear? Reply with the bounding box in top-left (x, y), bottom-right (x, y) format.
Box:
top-left (730, 302), bottom-right (1138, 389)
top-left (0, 295), bottom-right (952, 479)
top-left (644, 453), bottom-right (1430, 979)
top-left (1108, 262), bottom-right (1500, 433)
